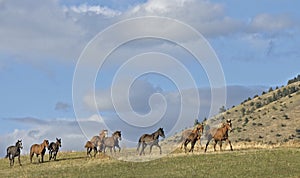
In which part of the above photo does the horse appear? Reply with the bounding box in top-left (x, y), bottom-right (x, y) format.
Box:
top-left (102, 131), bottom-right (122, 154)
top-left (183, 124), bottom-right (204, 153)
top-left (137, 128), bottom-right (165, 156)
top-left (30, 139), bottom-right (49, 163)
top-left (48, 138), bottom-right (62, 161)
top-left (180, 123), bottom-right (204, 150)
top-left (204, 121), bottom-right (233, 152)
top-left (5, 140), bottom-right (23, 167)
top-left (84, 141), bottom-right (97, 158)
top-left (90, 129), bottom-right (108, 152)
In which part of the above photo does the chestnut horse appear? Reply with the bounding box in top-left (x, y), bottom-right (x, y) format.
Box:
top-left (204, 121), bottom-right (233, 152)
top-left (183, 124), bottom-right (204, 153)
top-left (180, 123), bottom-right (204, 150)
top-left (84, 141), bottom-right (97, 157)
top-left (30, 139), bottom-right (49, 163)
top-left (103, 131), bottom-right (122, 154)
top-left (5, 140), bottom-right (23, 167)
top-left (137, 128), bottom-right (165, 156)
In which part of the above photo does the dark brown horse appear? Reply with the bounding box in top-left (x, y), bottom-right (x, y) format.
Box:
top-left (30, 139), bottom-right (49, 163)
top-left (5, 140), bottom-right (23, 167)
top-left (204, 121), bottom-right (233, 152)
top-left (48, 138), bottom-right (62, 161)
top-left (90, 129), bottom-right (108, 152)
top-left (180, 123), bottom-right (204, 150)
top-left (103, 131), bottom-right (122, 154)
top-left (137, 128), bottom-right (165, 156)
top-left (183, 124), bottom-right (204, 153)
top-left (84, 141), bottom-right (97, 157)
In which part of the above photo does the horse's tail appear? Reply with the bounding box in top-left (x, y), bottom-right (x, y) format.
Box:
top-left (5, 148), bottom-right (9, 158)
top-left (136, 137), bottom-right (142, 152)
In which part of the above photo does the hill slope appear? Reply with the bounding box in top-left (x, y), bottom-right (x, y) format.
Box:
top-left (212, 81), bottom-right (300, 145)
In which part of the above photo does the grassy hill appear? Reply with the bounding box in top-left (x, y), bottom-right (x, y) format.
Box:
top-left (206, 81), bottom-right (300, 147)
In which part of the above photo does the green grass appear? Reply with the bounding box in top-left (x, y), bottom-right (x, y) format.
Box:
top-left (0, 148), bottom-right (299, 177)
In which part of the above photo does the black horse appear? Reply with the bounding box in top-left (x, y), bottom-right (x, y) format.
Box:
top-left (48, 138), bottom-right (62, 161)
top-left (5, 140), bottom-right (23, 167)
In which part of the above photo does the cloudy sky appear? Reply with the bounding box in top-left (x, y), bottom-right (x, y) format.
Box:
top-left (1, 0), bottom-right (299, 156)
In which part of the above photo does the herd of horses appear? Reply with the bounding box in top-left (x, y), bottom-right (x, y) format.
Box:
top-left (5, 138), bottom-right (61, 167)
top-left (5, 120), bottom-right (233, 167)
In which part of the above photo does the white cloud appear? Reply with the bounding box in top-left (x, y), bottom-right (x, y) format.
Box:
top-left (125, 0), bottom-right (242, 37)
top-left (249, 13), bottom-right (295, 33)
top-left (66, 4), bottom-right (121, 17)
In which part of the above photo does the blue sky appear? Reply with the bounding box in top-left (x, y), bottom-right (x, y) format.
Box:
top-left (0, 0), bottom-right (299, 156)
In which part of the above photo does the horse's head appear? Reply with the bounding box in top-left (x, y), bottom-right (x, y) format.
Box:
top-left (196, 123), bottom-right (204, 134)
top-left (224, 122), bottom-right (232, 132)
top-left (226, 119), bottom-right (232, 127)
top-left (113, 131), bottom-right (122, 141)
top-left (56, 138), bottom-right (62, 147)
top-left (158, 128), bottom-right (165, 138)
top-left (16, 140), bottom-right (23, 149)
top-left (44, 139), bottom-right (49, 147)
top-left (100, 129), bottom-right (108, 138)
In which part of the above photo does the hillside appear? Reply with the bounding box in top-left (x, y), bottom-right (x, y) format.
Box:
top-left (209, 81), bottom-right (300, 145)
top-left (163, 80), bottom-right (300, 151)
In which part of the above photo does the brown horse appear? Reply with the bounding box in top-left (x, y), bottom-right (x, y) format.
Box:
top-left (90, 129), bottom-right (108, 152)
top-left (180, 123), bottom-right (204, 150)
top-left (84, 141), bottom-right (97, 157)
top-left (102, 131), bottom-right (122, 154)
top-left (183, 124), bottom-right (204, 153)
top-left (204, 121), bottom-right (233, 152)
top-left (137, 128), bottom-right (165, 156)
top-left (30, 139), bottom-right (49, 163)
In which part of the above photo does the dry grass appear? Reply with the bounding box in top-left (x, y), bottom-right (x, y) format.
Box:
top-left (0, 147), bottom-right (299, 177)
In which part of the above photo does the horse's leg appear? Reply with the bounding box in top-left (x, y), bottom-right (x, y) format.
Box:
top-left (204, 140), bottom-right (210, 153)
top-left (41, 154), bottom-right (44, 163)
top-left (219, 141), bottom-right (223, 151)
top-left (156, 143), bottom-right (162, 154)
top-left (49, 151), bottom-right (52, 161)
top-left (18, 155), bottom-right (22, 166)
top-left (140, 143), bottom-right (145, 156)
top-left (189, 139), bottom-right (196, 153)
top-left (30, 153), bottom-right (33, 163)
top-left (213, 140), bottom-right (218, 151)
top-left (136, 141), bottom-right (141, 154)
top-left (228, 139), bottom-right (233, 151)
top-left (113, 146), bottom-right (116, 153)
top-left (198, 137), bottom-right (202, 149)
top-left (86, 148), bottom-right (89, 157)
top-left (142, 143), bottom-right (147, 155)
top-left (12, 157), bottom-right (14, 166)
top-left (184, 139), bottom-right (189, 153)
top-left (93, 147), bottom-right (97, 157)
top-left (149, 144), bottom-right (153, 154)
